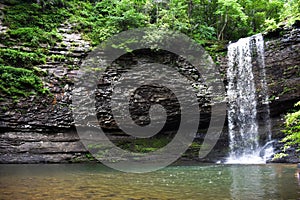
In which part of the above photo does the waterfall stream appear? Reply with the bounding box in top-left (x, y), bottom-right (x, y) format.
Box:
top-left (226, 34), bottom-right (273, 164)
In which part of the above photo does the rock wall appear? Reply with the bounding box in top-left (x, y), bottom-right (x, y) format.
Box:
top-left (264, 27), bottom-right (300, 162)
top-left (0, 22), bottom-right (91, 163)
top-left (0, 21), bottom-right (300, 163)
top-left (265, 28), bottom-right (300, 117)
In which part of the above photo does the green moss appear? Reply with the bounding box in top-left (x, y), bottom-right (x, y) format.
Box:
top-left (49, 54), bottom-right (67, 62)
top-left (5, 27), bottom-right (62, 48)
top-left (122, 137), bottom-right (171, 153)
top-left (85, 153), bottom-right (96, 161)
top-left (0, 48), bottom-right (46, 69)
top-left (67, 64), bottom-right (80, 70)
top-left (32, 66), bottom-right (48, 76)
top-left (0, 65), bottom-right (50, 97)
top-left (0, 2), bottom-right (75, 98)
top-left (181, 141), bottom-right (203, 158)
top-left (92, 137), bottom-right (171, 153)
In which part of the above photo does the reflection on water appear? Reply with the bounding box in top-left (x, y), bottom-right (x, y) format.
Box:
top-left (0, 164), bottom-right (298, 200)
top-left (230, 165), bottom-right (275, 199)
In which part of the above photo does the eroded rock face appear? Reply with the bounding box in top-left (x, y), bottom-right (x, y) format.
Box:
top-left (264, 28), bottom-right (300, 163)
top-left (0, 22), bottom-right (90, 130)
top-left (0, 129), bottom-right (88, 163)
top-left (0, 23), bottom-right (91, 163)
top-left (0, 25), bottom-right (299, 163)
top-left (87, 50), bottom-right (212, 131)
top-left (264, 28), bottom-right (300, 117)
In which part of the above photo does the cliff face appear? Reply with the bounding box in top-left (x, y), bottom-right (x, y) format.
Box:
top-left (265, 28), bottom-right (300, 117)
top-left (0, 22), bottom-right (91, 163)
top-left (0, 25), bottom-right (299, 163)
top-left (264, 28), bottom-right (300, 162)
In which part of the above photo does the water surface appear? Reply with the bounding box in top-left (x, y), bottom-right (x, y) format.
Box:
top-left (0, 163), bottom-right (299, 200)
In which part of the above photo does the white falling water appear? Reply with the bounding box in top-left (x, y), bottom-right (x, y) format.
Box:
top-left (226, 34), bottom-right (273, 164)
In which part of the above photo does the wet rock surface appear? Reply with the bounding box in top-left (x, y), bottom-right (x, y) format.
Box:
top-left (218, 27), bottom-right (300, 163)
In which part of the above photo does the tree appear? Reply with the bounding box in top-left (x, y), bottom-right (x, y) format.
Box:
top-left (279, 0), bottom-right (300, 26)
top-left (240, 0), bottom-right (284, 34)
top-left (154, 0), bottom-right (190, 33)
top-left (215, 0), bottom-right (247, 40)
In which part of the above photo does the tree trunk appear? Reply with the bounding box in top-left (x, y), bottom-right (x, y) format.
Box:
top-left (188, 0), bottom-right (193, 18)
top-left (218, 13), bottom-right (228, 40)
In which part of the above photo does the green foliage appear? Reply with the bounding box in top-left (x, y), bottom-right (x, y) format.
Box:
top-left (85, 153), bottom-right (95, 161)
top-left (272, 152), bottom-right (288, 160)
top-left (49, 54), bottom-right (66, 62)
top-left (215, 0), bottom-right (248, 40)
top-left (1, 0), bottom-right (299, 99)
top-left (4, 0), bottom-right (296, 46)
top-left (242, 0), bottom-right (283, 35)
top-left (6, 27), bottom-right (62, 47)
top-left (279, 0), bottom-right (300, 27)
top-left (153, 0), bottom-right (190, 32)
top-left (3, 2), bottom-right (69, 31)
top-left (274, 101), bottom-right (300, 159)
top-left (264, 18), bottom-right (279, 32)
top-left (193, 25), bottom-right (216, 44)
top-left (84, 0), bottom-right (149, 45)
top-left (0, 49), bottom-right (46, 69)
top-left (0, 65), bottom-right (49, 97)
top-left (264, 0), bottom-right (300, 32)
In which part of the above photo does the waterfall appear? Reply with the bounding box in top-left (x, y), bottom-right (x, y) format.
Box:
top-left (226, 34), bottom-right (273, 164)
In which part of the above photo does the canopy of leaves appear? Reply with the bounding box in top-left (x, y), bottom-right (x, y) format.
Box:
top-left (0, 0), bottom-right (299, 99)
top-left (3, 0), bottom-right (299, 45)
